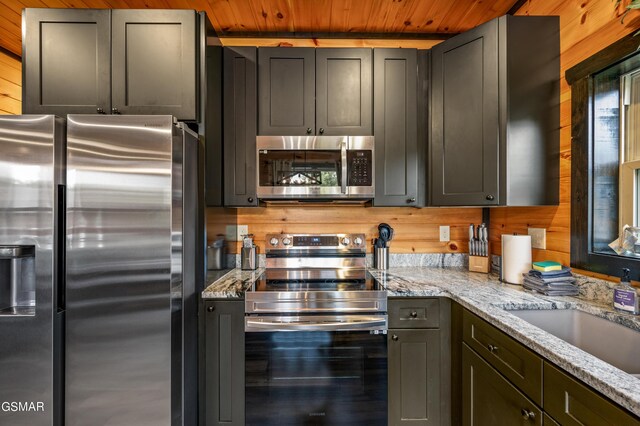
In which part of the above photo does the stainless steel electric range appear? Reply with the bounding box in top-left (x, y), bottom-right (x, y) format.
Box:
top-left (244, 234), bottom-right (388, 426)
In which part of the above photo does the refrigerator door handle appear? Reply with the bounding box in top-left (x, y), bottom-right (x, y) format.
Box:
top-left (56, 184), bottom-right (66, 313)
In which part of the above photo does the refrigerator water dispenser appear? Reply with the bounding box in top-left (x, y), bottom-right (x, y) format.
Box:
top-left (0, 245), bottom-right (36, 315)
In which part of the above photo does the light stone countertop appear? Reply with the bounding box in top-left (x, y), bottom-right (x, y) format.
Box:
top-left (201, 266), bottom-right (640, 417)
top-left (202, 268), bottom-right (265, 299)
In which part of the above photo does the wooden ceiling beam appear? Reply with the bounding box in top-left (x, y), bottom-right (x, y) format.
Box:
top-left (215, 31), bottom-right (459, 40)
top-left (507, 0), bottom-right (529, 15)
top-left (0, 44), bottom-right (20, 61)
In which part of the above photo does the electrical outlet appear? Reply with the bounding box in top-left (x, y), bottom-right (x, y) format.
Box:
top-left (237, 225), bottom-right (249, 241)
top-left (439, 225), bottom-right (450, 242)
top-left (225, 225), bottom-right (237, 241)
top-left (528, 227), bottom-right (547, 249)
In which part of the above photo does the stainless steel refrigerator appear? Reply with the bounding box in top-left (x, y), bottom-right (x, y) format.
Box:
top-left (0, 114), bottom-right (204, 426)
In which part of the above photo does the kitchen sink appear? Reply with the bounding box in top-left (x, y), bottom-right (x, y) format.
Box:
top-left (508, 309), bottom-right (640, 377)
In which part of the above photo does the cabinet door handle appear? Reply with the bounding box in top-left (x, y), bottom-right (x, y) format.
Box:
top-left (306, 128), bottom-right (312, 134)
top-left (391, 335), bottom-right (399, 341)
top-left (96, 107), bottom-right (105, 114)
top-left (486, 194), bottom-right (494, 201)
top-left (207, 306), bottom-right (215, 312)
top-left (410, 311), bottom-right (418, 318)
top-left (319, 128), bottom-right (325, 134)
top-left (248, 197), bottom-right (254, 203)
top-left (487, 344), bottom-right (498, 353)
top-left (407, 197), bottom-right (416, 203)
top-left (520, 408), bottom-right (535, 421)
top-left (112, 107), bottom-right (121, 114)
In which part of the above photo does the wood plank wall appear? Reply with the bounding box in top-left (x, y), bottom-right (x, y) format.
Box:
top-left (229, 206), bottom-right (482, 254)
top-left (490, 0), bottom-right (640, 271)
top-left (0, 49), bottom-right (21, 114)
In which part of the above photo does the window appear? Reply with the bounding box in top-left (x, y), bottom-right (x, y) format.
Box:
top-left (620, 70), bottom-right (640, 232)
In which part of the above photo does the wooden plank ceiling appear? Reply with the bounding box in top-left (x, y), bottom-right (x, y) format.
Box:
top-left (0, 0), bottom-right (520, 57)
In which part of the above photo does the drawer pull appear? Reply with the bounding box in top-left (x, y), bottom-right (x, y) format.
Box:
top-left (392, 335), bottom-right (399, 341)
top-left (487, 344), bottom-right (499, 353)
top-left (520, 408), bottom-right (535, 421)
top-left (410, 311), bottom-right (418, 318)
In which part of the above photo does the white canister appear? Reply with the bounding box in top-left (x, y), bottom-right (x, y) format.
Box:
top-left (501, 234), bottom-right (532, 285)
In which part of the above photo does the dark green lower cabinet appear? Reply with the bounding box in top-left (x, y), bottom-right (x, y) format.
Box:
top-left (543, 362), bottom-right (640, 426)
top-left (462, 343), bottom-right (543, 426)
top-left (204, 301), bottom-right (245, 426)
top-left (388, 329), bottom-right (441, 425)
top-left (458, 306), bottom-right (640, 426)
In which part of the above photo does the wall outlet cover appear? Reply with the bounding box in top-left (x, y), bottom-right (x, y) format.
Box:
top-left (225, 225), bottom-right (237, 241)
top-left (528, 227), bottom-right (547, 250)
top-left (237, 225), bottom-right (249, 241)
top-left (439, 225), bottom-right (450, 242)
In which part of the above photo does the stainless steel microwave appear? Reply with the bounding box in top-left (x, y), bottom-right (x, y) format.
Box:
top-left (256, 136), bottom-right (374, 201)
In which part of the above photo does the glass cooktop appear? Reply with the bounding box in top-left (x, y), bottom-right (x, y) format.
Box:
top-left (250, 269), bottom-right (385, 292)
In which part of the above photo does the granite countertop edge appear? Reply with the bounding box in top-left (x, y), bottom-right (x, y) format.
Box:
top-left (202, 266), bottom-right (640, 417)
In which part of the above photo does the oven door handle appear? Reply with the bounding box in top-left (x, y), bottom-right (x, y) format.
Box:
top-left (341, 139), bottom-right (348, 194)
top-left (245, 315), bottom-right (387, 332)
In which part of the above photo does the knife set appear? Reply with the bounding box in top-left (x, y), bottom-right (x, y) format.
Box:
top-left (468, 223), bottom-right (491, 273)
top-left (373, 223), bottom-right (394, 270)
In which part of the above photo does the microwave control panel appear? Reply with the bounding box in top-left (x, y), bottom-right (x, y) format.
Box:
top-left (347, 150), bottom-right (372, 186)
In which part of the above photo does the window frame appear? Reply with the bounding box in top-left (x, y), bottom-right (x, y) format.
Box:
top-left (569, 33), bottom-right (640, 276)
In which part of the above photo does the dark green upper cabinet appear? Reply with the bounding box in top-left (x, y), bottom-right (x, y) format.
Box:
top-left (431, 18), bottom-right (499, 206)
top-left (258, 47), bottom-right (315, 135)
top-left (23, 9), bottom-right (111, 116)
top-left (111, 10), bottom-right (196, 118)
top-left (204, 45), bottom-right (223, 207)
top-left (430, 15), bottom-right (559, 206)
top-left (23, 8), bottom-right (200, 120)
top-left (316, 48), bottom-right (372, 135)
top-left (373, 48), bottom-right (421, 207)
top-left (224, 47), bottom-right (258, 207)
top-left (257, 47), bottom-right (373, 136)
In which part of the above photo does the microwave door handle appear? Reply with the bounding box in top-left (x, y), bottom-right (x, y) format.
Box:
top-left (341, 140), bottom-right (348, 194)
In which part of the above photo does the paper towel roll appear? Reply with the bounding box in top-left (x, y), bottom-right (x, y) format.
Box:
top-left (501, 234), bottom-right (532, 285)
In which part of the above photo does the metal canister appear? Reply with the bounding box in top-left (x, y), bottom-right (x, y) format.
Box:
top-left (207, 246), bottom-right (226, 270)
top-left (241, 247), bottom-right (258, 270)
top-left (374, 247), bottom-right (389, 270)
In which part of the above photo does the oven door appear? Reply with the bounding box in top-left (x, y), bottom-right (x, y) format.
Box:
top-left (245, 315), bottom-right (388, 426)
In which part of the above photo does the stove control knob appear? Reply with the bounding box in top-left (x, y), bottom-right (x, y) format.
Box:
top-left (353, 237), bottom-right (363, 246)
top-left (269, 237), bottom-right (279, 246)
top-left (282, 237), bottom-right (292, 246)
top-left (341, 237), bottom-right (351, 245)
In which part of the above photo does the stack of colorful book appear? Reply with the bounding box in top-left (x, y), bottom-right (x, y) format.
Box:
top-left (522, 261), bottom-right (579, 296)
